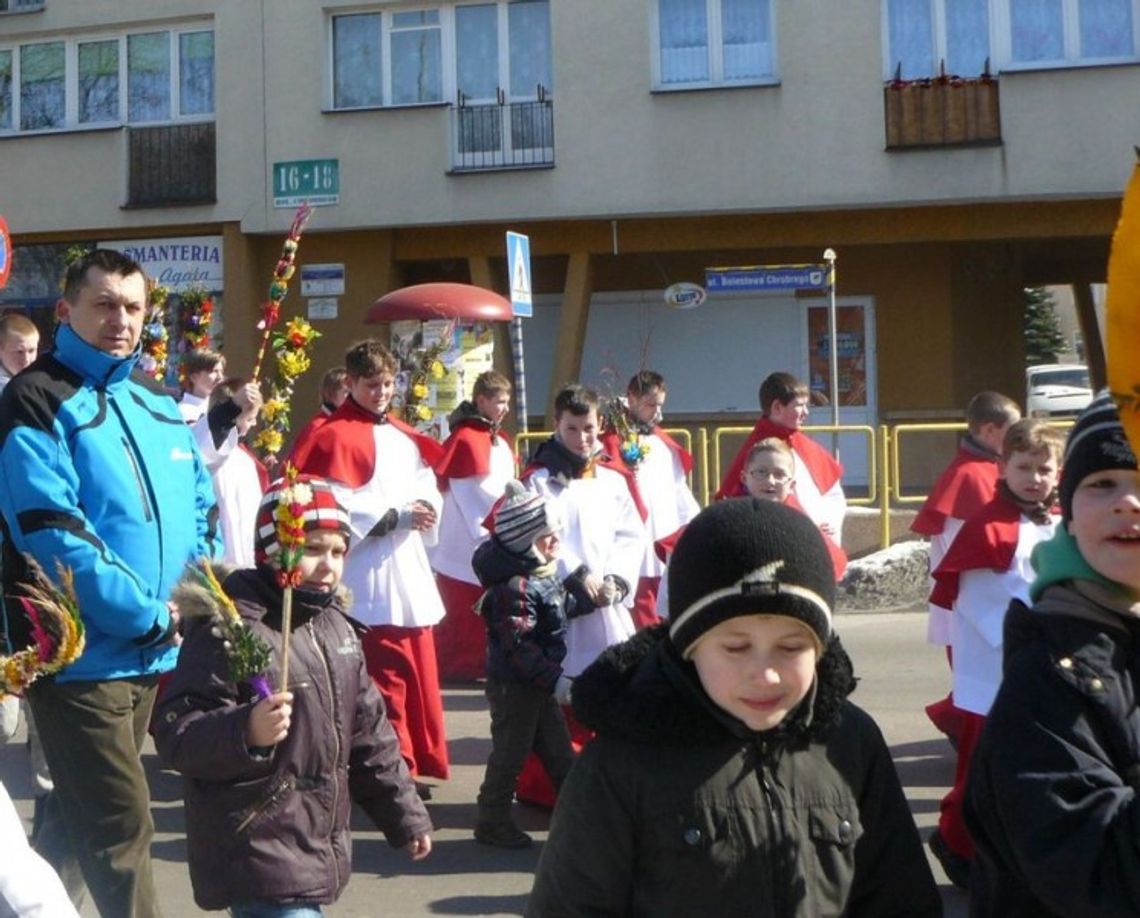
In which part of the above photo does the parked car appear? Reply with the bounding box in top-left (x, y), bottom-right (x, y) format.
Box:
top-left (1026, 363), bottom-right (1093, 418)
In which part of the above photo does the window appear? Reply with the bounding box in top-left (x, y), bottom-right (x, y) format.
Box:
top-left (0, 25), bottom-right (213, 135)
top-left (1001, 0), bottom-right (1135, 64)
top-left (884, 0), bottom-right (1138, 77)
top-left (329, 2), bottom-right (552, 110)
top-left (651, 0), bottom-right (775, 89)
top-left (886, 0), bottom-right (990, 78)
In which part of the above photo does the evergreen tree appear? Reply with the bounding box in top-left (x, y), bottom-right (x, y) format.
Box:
top-left (1024, 287), bottom-right (1066, 364)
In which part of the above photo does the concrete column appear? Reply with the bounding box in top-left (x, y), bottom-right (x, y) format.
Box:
top-left (545, 251), bottom-right (593, 426)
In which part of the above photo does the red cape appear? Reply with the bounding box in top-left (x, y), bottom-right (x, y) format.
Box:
top-left (928, 493), bottom-right (1022, 610)
top-left (654, 525), bottom-right (687, 564)
top-left (912, 447), bottom-right (1000, 536)
top-left (286, 408), bottom-right (332, 464)
top-left (600, 424), bottom-right (692, 520)
top-left (290, 397), bottom-right (444, 488)
top-left (434, 419), bottom-right (513, 491)
top-left (715, 417), bottom-right (843, 501)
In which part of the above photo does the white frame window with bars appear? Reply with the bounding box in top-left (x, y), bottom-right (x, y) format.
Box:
top-left (650, 0), bottom-right (778, 90)
top-left (329, 1), bottom-right (553, 169)
top-left (0, 24), bottom-right (214, 135)
top-left (883, 0), bottom-right (1140, 80)
top-left (0, 0), bottom-right (45, 14)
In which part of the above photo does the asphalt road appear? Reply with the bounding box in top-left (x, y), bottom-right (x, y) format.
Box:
top-left (1, 608), bottom-right (967, 917)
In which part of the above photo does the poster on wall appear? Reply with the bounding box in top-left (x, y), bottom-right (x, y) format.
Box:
top-left (390, 319), bottom-right (496, 438)
top-left (807, 304), bottom-right (867, 407)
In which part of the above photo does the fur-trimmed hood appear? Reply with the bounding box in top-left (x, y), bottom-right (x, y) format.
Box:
top-left (571, 623), bottom-right (857, 747)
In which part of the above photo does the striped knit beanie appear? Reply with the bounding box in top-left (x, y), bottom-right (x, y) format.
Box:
top-left (1059, 389), bottom-right (1138, 523)
top-left (254, 475), bottom-right (352, 565)
top-left (493, 480), bottom-right (562, 553)
top-left (668, 498), bottom-right (835, 658)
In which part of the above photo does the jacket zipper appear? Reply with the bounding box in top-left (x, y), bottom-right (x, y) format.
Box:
top-left (235, 775), bottom-right (295, 834)
top-left (310, 620), bottom-right (342, 892)
top-left (121, 437), bottom-right (153, 523)
top-left (110, 399), bottom-right (163, 577)
top-left (756, 740), bottom-right (785, 916)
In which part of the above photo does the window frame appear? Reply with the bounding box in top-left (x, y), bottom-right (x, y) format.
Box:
top-left (0, 22), bottom-right (214, 137)
top-left (881, 0), bottom-right (1140, 79)
top-left (326, 1), bottom-right (554, 112)
top-left (649, 0), bottom-right (779, 91)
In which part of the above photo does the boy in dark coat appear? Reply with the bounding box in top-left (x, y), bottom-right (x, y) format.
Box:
top-left (527, 498), bottom-right (940, 917)
top-left (155, 475), bottom-right (432, 915)
top-left (473, 480), bottom-right (578, 849)
top-left (965, 392), bottom-right (1140, 917)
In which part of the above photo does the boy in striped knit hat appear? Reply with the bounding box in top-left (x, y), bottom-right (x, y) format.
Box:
top-left (471, 480), bottom-right (580, 848)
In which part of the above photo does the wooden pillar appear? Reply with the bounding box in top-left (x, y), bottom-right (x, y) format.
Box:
top-left (467, 254), bottom-right (518, 435)
top-left (545, 251), bottom-right (593, 427)
top-left (1072, 283), bottom-right (1107, 391)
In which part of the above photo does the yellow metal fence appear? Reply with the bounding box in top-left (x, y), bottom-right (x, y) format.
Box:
top-left (510, 419), bottom-right (1074, 551)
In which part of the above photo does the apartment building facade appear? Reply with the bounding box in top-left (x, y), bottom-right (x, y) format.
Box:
top-left (0, 0), bottom-right (1133, 467)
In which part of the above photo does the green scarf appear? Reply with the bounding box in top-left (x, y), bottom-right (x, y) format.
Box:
top-left (1030, 524), bottom-right (1119, 602)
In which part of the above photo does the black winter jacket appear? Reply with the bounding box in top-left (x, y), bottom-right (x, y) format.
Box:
top-left (965, 584), bottom-right (1140, 917)
top-left (472, 537), bottom-right (583, 690)
top-left (154, 567), bottom-right (432, 910)
top-left (526, 626), bottom-right (940, 917)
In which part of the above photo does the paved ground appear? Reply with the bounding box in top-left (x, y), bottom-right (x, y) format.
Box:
top-left (1, 609), bottom-right (967, 916)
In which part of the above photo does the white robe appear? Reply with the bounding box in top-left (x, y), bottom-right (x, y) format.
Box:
top-left (633, 432), bottom-right (700, 578)
top-left (926, 517), bottom-right (965, 646)
top-left (191, 416), bottom-right (262, 568)
top-left (330, 424), bottom-right (445, 628)
top-left (525, 464), bottom-right (647, 677)
top-left (430, 437), bottom-right (516, 584)
top-left (949, 516), bottom-right (1057, 716)
top-left (178, 391), bottom-right (208, 424)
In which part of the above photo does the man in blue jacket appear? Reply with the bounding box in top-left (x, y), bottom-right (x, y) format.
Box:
top-left (0, 249), bottom-right (220, 917)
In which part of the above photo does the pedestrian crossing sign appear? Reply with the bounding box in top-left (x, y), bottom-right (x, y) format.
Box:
top-left (506, 231), bottom-right (532, 317)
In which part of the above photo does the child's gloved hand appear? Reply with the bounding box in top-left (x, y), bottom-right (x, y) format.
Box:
top-left (554, 676), bottom-right (574, 706)
top-left (246, 691), bottom-right (293, 748)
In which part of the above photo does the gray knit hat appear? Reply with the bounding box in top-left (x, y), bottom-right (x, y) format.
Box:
top-left (668, 498), bottom-right (835, 658)
top-left (1059, 390), bottom-right (1138, 523)
top-left (493, 480), bottom-right (562, 553)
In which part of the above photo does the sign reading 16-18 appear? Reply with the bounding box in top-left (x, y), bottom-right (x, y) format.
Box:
top-left (273, 159), bottom-right (340, 209)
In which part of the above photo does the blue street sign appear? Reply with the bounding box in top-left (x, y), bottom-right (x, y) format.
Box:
top-left (506, 231), bottom-right (532, 317)
top-left (705, 264), bottom-right (829, 293)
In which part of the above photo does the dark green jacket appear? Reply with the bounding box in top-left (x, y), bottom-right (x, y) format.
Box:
top-left (527, 626), bottom-right (940, 918)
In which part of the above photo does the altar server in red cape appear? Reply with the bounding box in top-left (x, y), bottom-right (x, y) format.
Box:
top-left (431, 371), bottom-right (516, 680)
top-left (925, 419), bottom-right (1062, 887)
top-left (715, 372), bottom-right (846, 539)
top-left (509, 383), bottom-right (647, 807)
top-left (912, 390), bottom-right (1020, 743)
top-left (600, 371), bottom-right (700, 628)
top-left (292, 340), bottom-right (450, 784)
top-left (287, 365), bottom-right (348, 461)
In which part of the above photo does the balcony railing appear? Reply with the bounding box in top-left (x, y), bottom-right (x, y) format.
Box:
top-left (884, 64), bottom-right (1001, 150)
top-left (449, 91), bottom-right (554, 173)
top-left (126, 121), bottom-right (216, 207)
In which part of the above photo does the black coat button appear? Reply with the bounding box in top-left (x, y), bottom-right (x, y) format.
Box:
top-left (682, 827), bottom-right (702, 846)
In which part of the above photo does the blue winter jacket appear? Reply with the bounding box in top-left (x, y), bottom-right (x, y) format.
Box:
top-left (0, 323), bottom-right (220, 682)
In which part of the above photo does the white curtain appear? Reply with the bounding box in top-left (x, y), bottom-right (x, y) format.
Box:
top-left (659, 0), bottom-right (710, 84)
top-left (945, 0), bottom-right (989, 74)
top-left (722, 0), bottom-right (771, 79)
top-left (333, 14), bottom-right (381, 108)
top-left (887, 0), bottom-right (935, 78)
top-left (1009, 0), bottom-right (1064, 61)
top-left (1080, 0), bottom-right (1133, 57)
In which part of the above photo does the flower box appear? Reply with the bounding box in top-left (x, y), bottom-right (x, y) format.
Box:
top-left (884, 74), bottom-right (1001, 149)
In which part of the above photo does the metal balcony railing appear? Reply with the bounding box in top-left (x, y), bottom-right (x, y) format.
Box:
top-left (449, 91), bottom-right (554, 173)
top-left (126, 122), bottom-right (216, 207)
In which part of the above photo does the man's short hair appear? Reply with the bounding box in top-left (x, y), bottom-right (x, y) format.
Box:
top-left (473, 370), bottom-right (512, 400)
top-left (0, 312), bottom-right (39, 344)
top-left (553, 383), bottom-right (599, 419)
top-left (1001, 418), bottom-right (1065, 462)
top-left (966, 391), bottom-right (1020, 433)
top-left (627, 370), bottom-right (665, 398)
top-left (319, 366), bottom-right (348, 401)
top-left (759, 372), bottom-right (809, 415)
top-left (62, 249), bottom-right (145, 303)
top-left (345, 340), bottom-right (398, 379)
top-left (181, 348), bottom-right (225, 379)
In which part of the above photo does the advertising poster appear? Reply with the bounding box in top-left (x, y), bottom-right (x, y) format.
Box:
top-left (807, 305), bottom-right (867, 407)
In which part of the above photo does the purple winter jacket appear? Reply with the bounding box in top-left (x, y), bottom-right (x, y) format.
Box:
top-left (154, 567), bottom-right (432, 910)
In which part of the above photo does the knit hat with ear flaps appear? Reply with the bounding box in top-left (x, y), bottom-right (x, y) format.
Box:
top-left (668, 498), bottom-right (835, 658)
top-left (1059, 390), bottom-right (1138, 523)
top-left (254, 475), bottom-right (352, 566)
top-left (493, 479), bottom-right (563, 553)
